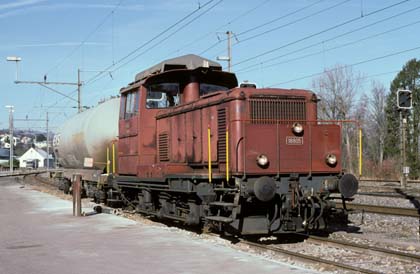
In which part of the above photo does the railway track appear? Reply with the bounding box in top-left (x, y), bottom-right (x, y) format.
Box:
top-left (24, 174), bottom-right (56, 187)
top-left (359, 178), bottom-right (420, 184)
top-left (242, 239), bottom-right (380, 274)
top-left (237, 233), bottom-right (420, 273)
top-left (0, 169), bottom-right (52, 178)
top-left (304, 234), bottom-right (420, 263)
top-left (337, 202), bottom-right (419, 217)
top-left (356, 191), bottom-right (420, 199)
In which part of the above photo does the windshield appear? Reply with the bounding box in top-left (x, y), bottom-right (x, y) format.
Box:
top-left (146, 83), bottom-right (180, 109)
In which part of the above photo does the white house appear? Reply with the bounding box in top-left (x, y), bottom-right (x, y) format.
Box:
top-left (19, 147), bottom-right (53, 168)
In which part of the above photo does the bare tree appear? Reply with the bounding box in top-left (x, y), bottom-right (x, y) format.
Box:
top-left (368, 81), bottom-right (387, 166)
top-left (312, 65), bottom-right (363, 173)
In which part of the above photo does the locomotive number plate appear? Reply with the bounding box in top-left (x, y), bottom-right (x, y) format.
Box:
top-left (286, 136), bottom-right (303, 145)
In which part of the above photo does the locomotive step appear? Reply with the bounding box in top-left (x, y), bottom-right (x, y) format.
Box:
top-left (209, 201), bottom-right (237, 208)
top-left (205, 216), bottom-right (234, 223)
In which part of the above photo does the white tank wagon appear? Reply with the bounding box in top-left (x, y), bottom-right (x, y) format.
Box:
top-left (53, 97), bottom-right (120, 171)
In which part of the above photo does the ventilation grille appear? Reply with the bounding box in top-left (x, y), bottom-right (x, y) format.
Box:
top-left (218, 108), bottom-right (227, 162)
top-left (158, 133), bottom-right (170, 162)
top-left (249, 96), bottom-right (306, 124)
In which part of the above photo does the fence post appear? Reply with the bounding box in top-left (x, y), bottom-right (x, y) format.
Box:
top-left (72, 174), bottom-right (82, 216)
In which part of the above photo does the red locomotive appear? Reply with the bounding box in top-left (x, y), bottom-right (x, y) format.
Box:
top-left (54, 54), bottom-right (358, 235)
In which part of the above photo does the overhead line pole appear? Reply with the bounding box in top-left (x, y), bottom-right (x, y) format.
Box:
top-left (5, 106), bottom-right (14, 173)
top-left (227, 31), bottom-right (232, 72)
top-left (9, 107), bottom-right (13, 173)
top-left (46, 112), bottom-right (50, 170)
top-left (77, 69), bottom-right (81, 112)
top-left (217, 31), bottom-right (234, 72)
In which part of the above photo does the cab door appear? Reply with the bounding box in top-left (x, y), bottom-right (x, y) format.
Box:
top-left (118, 89), bottom-right (139, 175)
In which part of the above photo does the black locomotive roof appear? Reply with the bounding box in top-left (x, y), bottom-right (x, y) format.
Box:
top-left (144, 67), bottom-right (238, 90)
top-left (134, 54), bottom-right (222, 82)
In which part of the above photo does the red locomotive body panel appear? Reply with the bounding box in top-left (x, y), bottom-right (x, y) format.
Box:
top-left (118, 82), bottom-right (341, 178)
top-left (119, 82), bottom-right (341, 178)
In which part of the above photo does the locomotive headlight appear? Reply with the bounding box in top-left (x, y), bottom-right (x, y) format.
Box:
top-left (325, 154), bottom-right (337, 166)
top-left (292, 122), bottom-right (304, 134)
top-left (257, 154), bottom-right (269, 167)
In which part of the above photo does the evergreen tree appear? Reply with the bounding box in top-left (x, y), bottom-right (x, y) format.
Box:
top-left (386, 59), bottom-right (420, 178)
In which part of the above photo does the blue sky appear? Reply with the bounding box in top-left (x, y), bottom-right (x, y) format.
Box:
top-left (1, 0), bottom-right (420, 130)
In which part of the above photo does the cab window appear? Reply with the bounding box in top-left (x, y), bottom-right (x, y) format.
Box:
top-left (200, 83), bottom-right (229, 96)
top-left (146, 83), bottom-right (180, 109)
top-left (121, 90), bottom-right (139, 119)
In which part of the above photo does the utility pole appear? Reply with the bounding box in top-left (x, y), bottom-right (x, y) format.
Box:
top-left (227, 30), bottom-right (232, 72)
top-left (401, 115), bottom-right (407, 188)
top-left (46, 112), bottom-right (50, 170)
top-left (77, 69), bottom-right (82, 112)
top-left (217, 31), bottom-right (235, 72)
top-left (5, 106), bottom-right (14, 173)
top-left (397, 89), bottom-right (412, 188)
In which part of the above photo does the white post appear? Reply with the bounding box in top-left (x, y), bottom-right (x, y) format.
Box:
top-left (46, 111), bottom-right (49, 170)
top-left (5, 106), bottom-right (14, 173)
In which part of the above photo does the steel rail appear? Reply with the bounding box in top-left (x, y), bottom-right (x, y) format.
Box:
top-left (243, 240), bottom-right (381, 274)
top-left (359, 178), bottom-right (400, 183)
top-left (23, 173), bottom-right (58, 188)
top-left (0, 169), bottom-right (53, 178)
top-left (357, 192), bottom-right (420, 199)
top-left (359, 178), bottom-right (420, 184)
top-left (336, 203), bottom-right (419, 217)
top-left (305, 235), bottom-right (420, 263)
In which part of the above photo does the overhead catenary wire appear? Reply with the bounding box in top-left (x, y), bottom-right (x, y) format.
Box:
top-left (328, 70), bottom-right (401, 91)
top-left (164, 0), bottom-right (272, 59)
top-left (109, 0), bottom-right (224, 78)
top-left (84, 0), bottom-right (219, 87)
top-left (235, 0), bottom-right (347, 44)
top-left (238, 10), bottom-right (420, 74)
top-left (45, 0), bottom-right (124, 76)
top-left (237, 0), bottom-right (326, 37)
top-left (29, 0), bottom-right (124, 124)
top-left (267, 44), bottom-right (420, 87)
top-left (199, 0), bottom-right (330, 55)
top-left (233, 0), bottom-right (411, 68)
